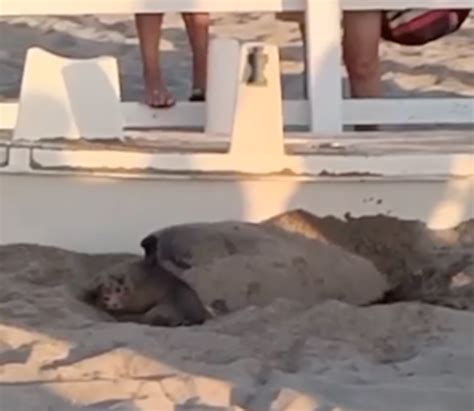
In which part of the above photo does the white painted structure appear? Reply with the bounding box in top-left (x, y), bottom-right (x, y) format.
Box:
top-left (1, 168), bottom-right (473, 253)
top-left (0, 0), bottom-right (473, 132)
top-left (0, 0), bottom-right (473, 253)
top-left (14, 48), bottom-right (124, 140)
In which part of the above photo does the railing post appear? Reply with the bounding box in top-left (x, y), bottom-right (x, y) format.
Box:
top-left (305, 0), bottom-right (343, 134)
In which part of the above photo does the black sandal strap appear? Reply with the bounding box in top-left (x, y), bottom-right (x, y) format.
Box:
top-left (189, 88), bottom-right (206, 102)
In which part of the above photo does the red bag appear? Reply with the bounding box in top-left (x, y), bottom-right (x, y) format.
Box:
top-left (381, 9), bottom-right (471, 46)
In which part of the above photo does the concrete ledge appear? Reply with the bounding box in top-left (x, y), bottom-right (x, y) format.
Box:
top-left (2, 99), bottom-right (474, 130)
top-left (2, 130), bottom-right (472, 251)
top-left (0, 130), bottom-right (472, 177)
top-left (1, 173), bottom-right (472, 253)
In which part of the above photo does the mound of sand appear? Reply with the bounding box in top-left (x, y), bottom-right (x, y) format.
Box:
top-left (0, 211), bottom-right (473, 411)
top-left (265, 210), bottom-right (474, 310)
top-left (144, 221), bottom-right (388, 310)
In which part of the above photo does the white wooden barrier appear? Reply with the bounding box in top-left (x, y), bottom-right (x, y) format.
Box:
top-left (0, 0), bottom-right (473, 133)
top-left (13, 48), bottom-right (124, 140)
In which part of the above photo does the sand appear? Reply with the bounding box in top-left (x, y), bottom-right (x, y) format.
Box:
top-left (1, 12), bottom-right (473, 411)
top-left (0, 12), bottom-right (473, 105)
top-left (1, 211), bottom-right (473, 411)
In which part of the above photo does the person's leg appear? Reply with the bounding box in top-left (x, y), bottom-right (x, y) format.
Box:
top-left (342, 11), bottom-right (382, 130)
top-left (343, 11), bottom-right (382, 99)
top-left (182, 13), bottom-right (210, 100)
top-left (298, 12), bottom-right (381, 129)
top-left (135, 13), bottom-right (176, 108)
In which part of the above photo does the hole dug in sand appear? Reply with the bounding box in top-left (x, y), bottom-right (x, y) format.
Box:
top-left (0, 210), bottom-right (473, 411)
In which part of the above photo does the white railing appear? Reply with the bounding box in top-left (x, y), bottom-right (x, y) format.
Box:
top-left (0, 0), bottom-right (473, 133)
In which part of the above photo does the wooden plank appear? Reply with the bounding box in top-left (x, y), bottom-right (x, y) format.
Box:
top-left (1, 0), bottom-right (296, 15)
top-left (122, 101), bottom-right (207, 129)
top-left (2, 129), bottom-right (472, 155)
top-left (1, 0), bottom-right (473, 16)
top-left (2, 99), bottom-right (473, 131)
top-left (343, 98), bottom-right (474, 126)
top-left (14, 147), bottom-right (474, 176)
top-left (342, 0), bottom-right (474, 9)
top-left (305, 0), bottom-right (342, 133)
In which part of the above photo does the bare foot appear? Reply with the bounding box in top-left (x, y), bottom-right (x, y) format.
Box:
top-left (135, 14), bottom-right (176, 109)
top-left (145, 86), bottom-right (176, 109)
top-left (143, 67), bottom-right (176, 108)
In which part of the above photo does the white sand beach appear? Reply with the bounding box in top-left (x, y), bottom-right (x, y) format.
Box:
top-left (0, 13), bottom-right (473, 102)
top-left (1, 211), bottom-right (473, 411)
top-left (0, 12), bottom-right (473, 411)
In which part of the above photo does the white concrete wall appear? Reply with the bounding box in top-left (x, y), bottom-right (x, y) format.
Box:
top-left (1, 173), bottom-right (472, 253)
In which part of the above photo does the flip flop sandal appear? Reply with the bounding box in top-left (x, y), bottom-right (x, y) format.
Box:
top-left (189, 88), bottom-right (206, 102)
top-left (146, 89), bottom-right (176, 109)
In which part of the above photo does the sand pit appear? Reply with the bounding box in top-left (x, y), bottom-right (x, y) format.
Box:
top-left (1, 211), bottom-right (473, 411)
